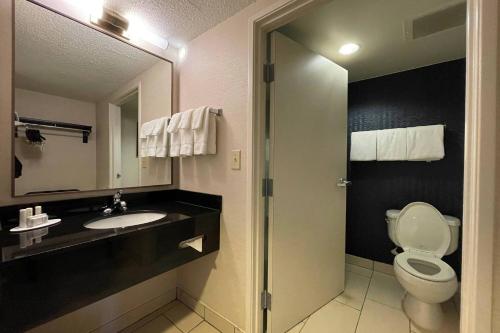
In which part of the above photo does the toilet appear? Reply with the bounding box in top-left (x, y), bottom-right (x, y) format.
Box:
top-left (389, 202), bottom-right (460, 331)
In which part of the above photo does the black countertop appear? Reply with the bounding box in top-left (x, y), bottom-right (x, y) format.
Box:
top-left (0, 190), bottom-right (222, 332)
top-left (0, 201), bottom-right (216, 264)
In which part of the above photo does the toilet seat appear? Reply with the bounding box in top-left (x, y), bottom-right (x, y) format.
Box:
top-left (395, 252), bottom-right (455, 282)
top-left (396, 202), bottom-right (451, 258)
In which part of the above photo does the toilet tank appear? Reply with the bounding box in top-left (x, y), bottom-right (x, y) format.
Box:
top-left (385, 209), bottom-right (461, 255)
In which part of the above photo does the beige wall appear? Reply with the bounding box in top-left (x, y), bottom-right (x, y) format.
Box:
top-left (96, 60), bottom-right (173, 189)
top-left (176, 0), bottom-right (281, 330)
top-left (14, 88), bottom-right (97, 195)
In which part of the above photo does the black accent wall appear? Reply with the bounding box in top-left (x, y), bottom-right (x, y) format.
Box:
top-left (346, 59), bottom-right (465, 276)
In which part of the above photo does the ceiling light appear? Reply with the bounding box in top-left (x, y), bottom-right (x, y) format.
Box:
top-left (178, 47), bottom-right (187, 60)
top-left (124, 15), bottom-right (169, 50)
top-left (339, 43), bottom-right (360, 55)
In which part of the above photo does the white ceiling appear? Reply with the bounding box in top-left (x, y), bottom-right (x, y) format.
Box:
top-left (280, 0), bottom-right (466, 82)
top-left (104, 0), bottom-right (255, 47)
top-left (15, 0), bottom-right (165, 102)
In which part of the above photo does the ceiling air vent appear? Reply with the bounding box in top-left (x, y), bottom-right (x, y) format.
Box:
top-left (404, 1), bottom-right (466, 40)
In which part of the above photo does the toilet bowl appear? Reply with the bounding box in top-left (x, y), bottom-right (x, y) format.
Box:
top-left (392, 202), bottom-right (458, 331)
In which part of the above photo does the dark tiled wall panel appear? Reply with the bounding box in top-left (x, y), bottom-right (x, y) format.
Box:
top-left (346, 59), bottom-right (466, 276)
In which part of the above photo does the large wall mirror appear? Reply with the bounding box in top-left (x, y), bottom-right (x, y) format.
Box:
top-left (13, 0), bottom-right (173, 196)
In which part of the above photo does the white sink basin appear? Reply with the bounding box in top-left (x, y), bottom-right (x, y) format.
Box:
top-left (84, 211), bottom-right (167, 230)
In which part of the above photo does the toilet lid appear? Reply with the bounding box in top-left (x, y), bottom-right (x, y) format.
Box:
top-left (396, 202), bottom-right (450, 258)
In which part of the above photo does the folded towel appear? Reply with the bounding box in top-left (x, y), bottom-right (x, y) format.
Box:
top-left (407, 125), bottom-right (445, 161)
top-left (376, 128), bottom-right (407, 161)
top-left (167, 113), bottom-right (182, 157)
top-left (155, 117), bottom-right (169, 158)
top-left (350, 131), bottom-right (377, 161)
top-left (179, 110), bottom-right (194, 157)
top-left (140, 120), bottom-right (156, 139)
top-left (140, 120), bottom-right (154, 157)
top-left (194, 107), bottom-right (217, 155)
top-left (191, 106), bottom-right (206, 130)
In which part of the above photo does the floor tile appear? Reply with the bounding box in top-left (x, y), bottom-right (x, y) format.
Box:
top-left (373, 261), bottom-right (395, 276)
top-left (121, 302), bottom-right (179, 333)
top-left (335, 271), bottom-right (371, 310)
top-left (346, 254), bottom-right (374, 270)
top-left (346, 263), bottom-right (373, 278)
top-left (132, 316), bottom-right (182, 333)
top-left (410, 301), bottom-right (459, 333)
top-left (301, 300), bottom-right (359, 333)
top-left (356, 299), bottom-right (410, 333)
top-left (178, 290), bottom-right (205, 317)
top-left (366, 272), bottom-right (405, 310)
top-left (190, 322), bottom-right (221, 333)
top-left (286, 318), bottom-right (308, 333)
top-left (164, 302), bottom-right (203, 333)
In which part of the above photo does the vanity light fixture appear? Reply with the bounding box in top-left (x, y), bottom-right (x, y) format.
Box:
top-left (91, 7), bottom-right (130, 38)
top-left (124, 15), bottom-right (169, 50)
top-left (178, 47), bottom-right (187, 60)
top-left (339, 43), bottom-right (360, 55)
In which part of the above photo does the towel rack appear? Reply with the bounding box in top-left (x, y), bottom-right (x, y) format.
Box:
top-left (210, 108), bottom-right (223, 116)
top-left (14, 117), bottom-right (92, 143)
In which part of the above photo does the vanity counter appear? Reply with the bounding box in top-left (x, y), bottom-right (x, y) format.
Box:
top-left (0, 190), bottom-right (221, 332)
top-left (0, 201), bottom-right (217, 264)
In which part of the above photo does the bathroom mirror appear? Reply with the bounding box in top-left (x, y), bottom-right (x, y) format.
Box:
top-left (12, 0), bottom-right (173, 196)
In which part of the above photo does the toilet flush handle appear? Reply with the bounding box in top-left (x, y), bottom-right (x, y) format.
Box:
top-left (337, 178), bottom-right (352, 187)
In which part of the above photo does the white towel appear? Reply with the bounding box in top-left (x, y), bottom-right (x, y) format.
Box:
top-left (140, 120), bottom-right (157, 157)
top-left (193, 107), bottom-right (217, 155)
top-left (145, 118), bottom-right (166, 157)
top-left (155, 117), bottom-right (169, 158)
top-left (191, 106), bottom-right (206, 130)
top-left (179, 110), bottom-right (194, 157)
top-left (350, 131), bottom-right (377, 161)
top-left (167, 113), bottom-right (182, 157)
top-left (407, 125), bottom-right (445, 161)
top-left (376, 128), bottom-right (407, 161)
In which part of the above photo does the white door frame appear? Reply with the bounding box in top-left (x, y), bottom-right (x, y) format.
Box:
top-left (246, 0), bottom-right (498, 332)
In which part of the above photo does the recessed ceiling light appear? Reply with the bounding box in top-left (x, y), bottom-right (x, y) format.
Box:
top-left (339, 43), bottom-right (360, 55)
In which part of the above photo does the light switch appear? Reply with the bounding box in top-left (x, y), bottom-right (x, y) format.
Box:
top-left (231, 150), bottom-right (241, 170)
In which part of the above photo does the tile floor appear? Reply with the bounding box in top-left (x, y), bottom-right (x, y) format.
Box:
top-left (122, 301), bottom-right (221, 333)
top-left (287, 265), bottom-right (460, 333)
top-left (123, 263), bottom-right (459, 333)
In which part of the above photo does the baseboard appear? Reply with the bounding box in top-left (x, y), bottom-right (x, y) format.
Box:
top-left (346, 253), bottom-right (395, 276)
top-left (176, 287), bottom-right (244, 333)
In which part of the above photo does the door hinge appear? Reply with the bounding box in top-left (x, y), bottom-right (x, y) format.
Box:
top-left (264, 64), bottom-right (275, 83)
top-left (262, 178), bottom-right (273, 197)
top-left (261, 290), bottom-right (272, 310)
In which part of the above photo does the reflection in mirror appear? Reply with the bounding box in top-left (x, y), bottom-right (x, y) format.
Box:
top-left (13, 0), bottom-right (173, 196)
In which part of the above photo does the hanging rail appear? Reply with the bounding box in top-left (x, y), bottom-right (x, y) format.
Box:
top-left (14, 116), bottom-right (92, 143)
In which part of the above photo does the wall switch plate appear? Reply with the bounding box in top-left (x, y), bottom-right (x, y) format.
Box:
top-left (141, 157), bottom-right (148, 169)
top-left (231, 150), bottom-right (241, 170)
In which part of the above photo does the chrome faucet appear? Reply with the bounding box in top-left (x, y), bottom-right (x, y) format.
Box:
top-left (102, 190), bottom-right (127, 215)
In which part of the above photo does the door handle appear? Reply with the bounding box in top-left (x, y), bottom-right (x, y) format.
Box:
top-left (337, 178), bottom-right (351, 187)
